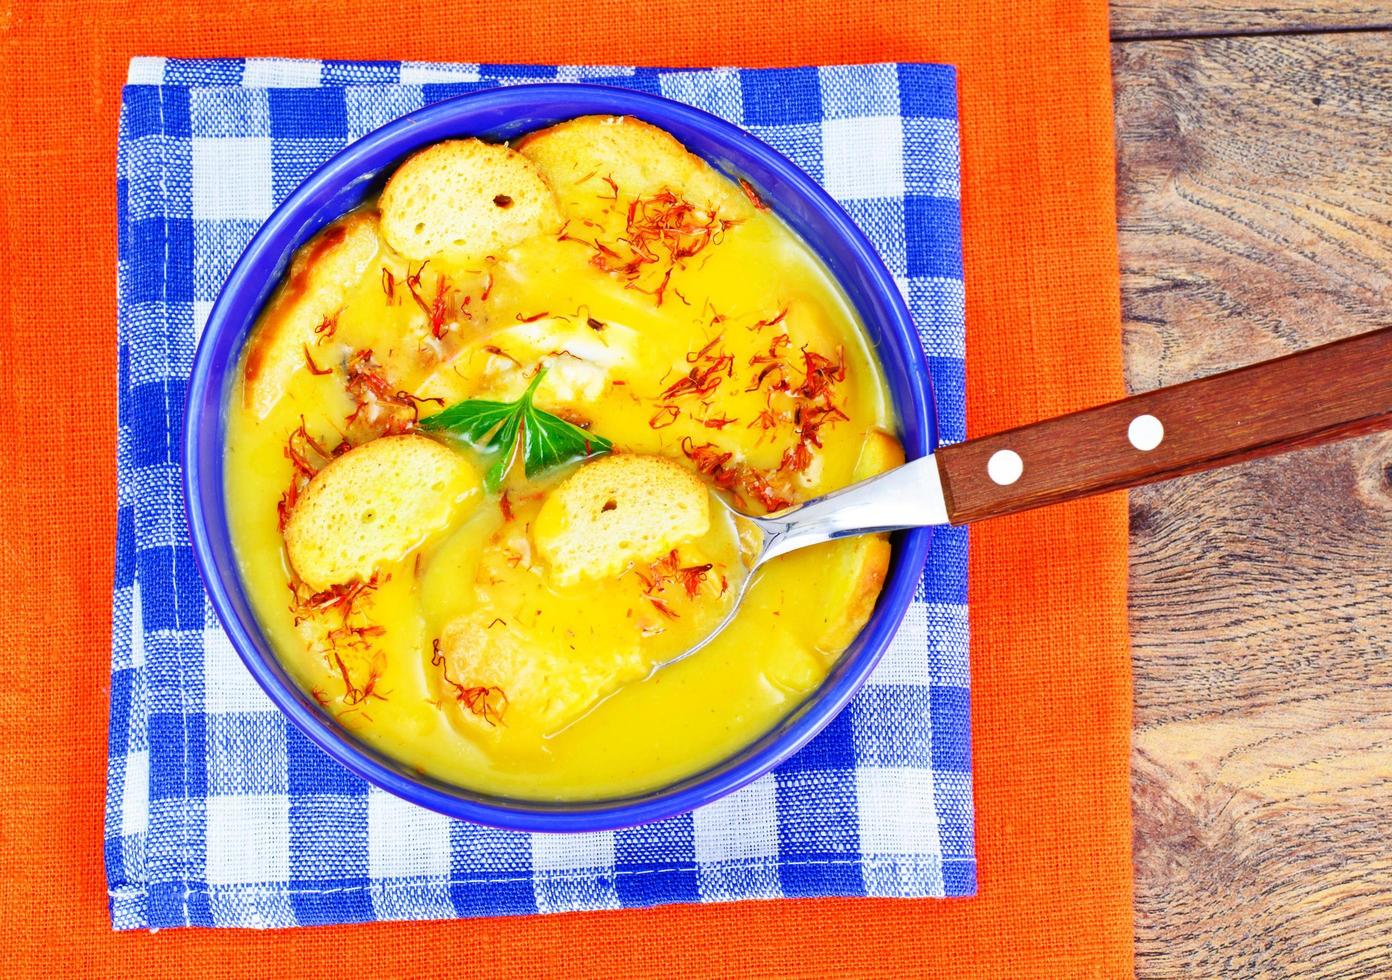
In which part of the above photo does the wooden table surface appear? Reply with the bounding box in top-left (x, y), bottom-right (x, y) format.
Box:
top-left (1110, 4), bottom-right (1392, 975)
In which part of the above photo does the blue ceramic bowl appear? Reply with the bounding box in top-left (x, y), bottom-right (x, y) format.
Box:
top-left (185, 84), bottom-right (936, 833)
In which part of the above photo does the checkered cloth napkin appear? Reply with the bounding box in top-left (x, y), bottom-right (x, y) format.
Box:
top-left (108, 57), bottom-right (972, 930)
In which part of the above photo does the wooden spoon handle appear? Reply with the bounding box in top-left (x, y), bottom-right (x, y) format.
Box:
top-left (935, 326), bottom-right (1392, 525)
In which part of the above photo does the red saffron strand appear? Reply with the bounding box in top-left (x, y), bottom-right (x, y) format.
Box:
top-left (429, 275), bottom-right (456, 337)
top-left (749, 306), bottom-right (788, 332)
top-left (742, 469), bottom-right (793, 513)
top-left (745, 363), bottom-right (785, 393)
top-left (330, 651), bottom-right (359, 702)
top-left (402, 261), bottom-right (458, 338)
top-left (752, 343), bottom-right (850, 477)
top-left (583, 190), bottom-right (727, 305)
top-left (686, 334), bottom-right (724, 364)
top-left (664, 337), bottom-right (734, 401)
top-left (679, 435), bottom-right (795, 515)
top-left (739, 178), bottom-right (768, 210)
top-left (647, 596), bottom-right (680, 620)
top-left (343, 349), bottom-right (439, 436)
top-left (430, 637), bottom-right (508, 726)
top-left (680, 437), bottom-right (736, 488)
top-left (649, 405), bottom-right (680, 429)
top-left (677, 562), bottom-right (714, 598)
top-left (457, 686), bottom-right (509, 725)
top-left (747, 408), bottom-right (780, 431)
top-left (651, 268), bottom-right (672, 307)
top-left (302, 344), bottom-right (332, 376)
top-left (287, 571), bottom-right (387, 704)
top-left (482, 344), bottom-right (521, 366)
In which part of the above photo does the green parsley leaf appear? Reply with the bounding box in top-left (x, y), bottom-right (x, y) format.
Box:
top-left (416, 397), bottom-right (518, 446)
top-left (419, 370), bottom-right (612, 492)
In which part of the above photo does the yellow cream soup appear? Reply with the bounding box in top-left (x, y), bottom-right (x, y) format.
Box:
top-left (226, 174), bottom-right (895, 801)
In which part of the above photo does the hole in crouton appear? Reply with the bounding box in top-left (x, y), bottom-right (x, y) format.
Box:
top-left (429, 481), bottom-right (444, 492)
top-left (413, 221), bottom-right (426, 234)
top-left (362, 510), bottom-right (376, 524)
top-left (493, 194), bottom-right (513, 209)
top-left (452, 239), bottom-right (465, 247)
top-left (601, 500), bottom-right (617, 513)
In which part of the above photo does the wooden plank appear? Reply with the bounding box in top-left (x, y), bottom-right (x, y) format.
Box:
top-left (1112, 1), bottom-right (1392, 39)
top-left (1113, 31), bottom-right (1392, 977)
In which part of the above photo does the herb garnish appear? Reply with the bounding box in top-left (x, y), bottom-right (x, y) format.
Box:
top-left (420, 369), bottom-right (612, 491)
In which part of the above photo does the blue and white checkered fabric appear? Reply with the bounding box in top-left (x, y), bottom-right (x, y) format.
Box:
top-left (108, 56), bottom-right (972, 930)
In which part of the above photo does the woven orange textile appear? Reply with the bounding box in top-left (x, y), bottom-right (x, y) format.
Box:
top-left (0, 1), bottom-right (1131, 976)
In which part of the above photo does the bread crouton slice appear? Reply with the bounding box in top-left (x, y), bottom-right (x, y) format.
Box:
top-left (811, 429), bottom-right (904, 653)
top-left (439, 612), bottom-right (647, 734)
top-left (514, 115), bottom-right (754, 221)
top-left (532, 454), bottom-right (711, 586)
top-left (284, 434), bottom-right (479, 590)
top-left (378, 139), bottom-right (563, 263)
top-left (243, 210), bottom-right (380, 418)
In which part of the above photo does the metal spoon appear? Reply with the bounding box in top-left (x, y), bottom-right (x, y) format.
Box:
top-left (656, 324), bottom-right (1392, 669)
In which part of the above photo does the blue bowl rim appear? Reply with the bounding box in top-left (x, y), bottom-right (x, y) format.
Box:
top-left (183, 83), bottom-right (937, 833)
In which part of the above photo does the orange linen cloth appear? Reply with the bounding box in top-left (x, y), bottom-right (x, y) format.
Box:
top-left (0, 1), bottom-right (1131, 977)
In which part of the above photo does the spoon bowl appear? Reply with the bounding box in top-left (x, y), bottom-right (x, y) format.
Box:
top-left (653, 455), bottom-right (948, 670)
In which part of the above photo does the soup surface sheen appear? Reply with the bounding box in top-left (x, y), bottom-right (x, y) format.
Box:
top-left (226, 125), bottom-right (897, 801)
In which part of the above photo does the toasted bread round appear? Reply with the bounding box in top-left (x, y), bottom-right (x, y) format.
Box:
top-left (439, 611), bottom-right (647, 734)
top-left (855, 427), bottom-right (907, 481)
top-left (243, 211), bottom-right (380, 418)
top-left (284, 435), bottom-right (480, 590)
top-left (514, 115), bottom-right (754, 219)
top-left (378, 139), bottom-right (563, 263)
top-left (812, 429), bottom-right (904, 652)
top-left (533, 454), bottom-right (711, 586)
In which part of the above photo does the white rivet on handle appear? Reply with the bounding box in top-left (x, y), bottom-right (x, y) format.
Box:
top-left (987, 449), bottom-right (1023, 486)
top-left (1129, 414), bottom-right (1164, 451)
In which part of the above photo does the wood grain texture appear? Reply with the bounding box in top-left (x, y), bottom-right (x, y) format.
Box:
top-left (1114, 30), bottom-right (1392, 978)
top-left (1112, 1), bottom-right (1392, 39)
top-left (937, 326), bottom-right (1392, 524)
